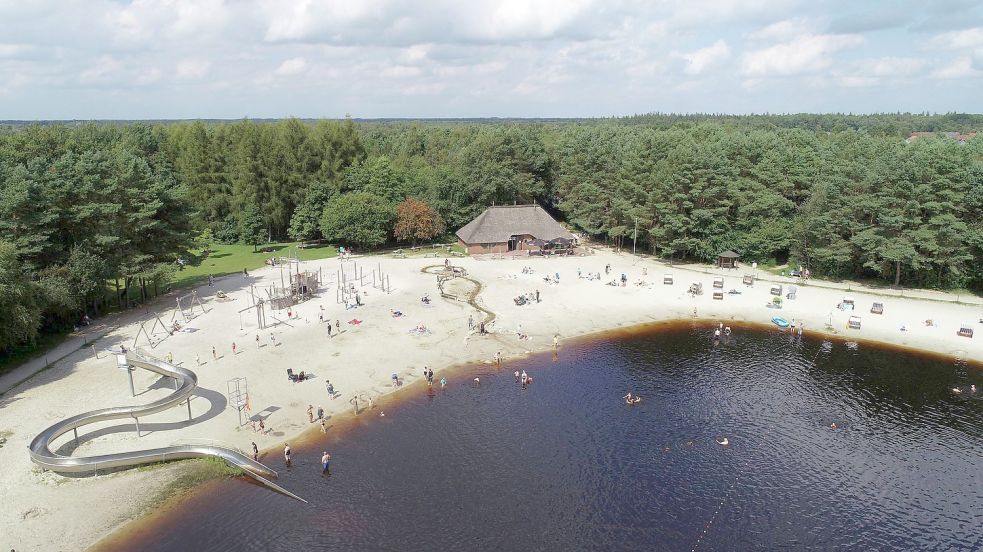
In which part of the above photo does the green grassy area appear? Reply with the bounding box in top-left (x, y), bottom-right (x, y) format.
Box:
top-left (171, 242), bottom-right (339, 289)
top-left (0, 328), bottom-right (73, 378)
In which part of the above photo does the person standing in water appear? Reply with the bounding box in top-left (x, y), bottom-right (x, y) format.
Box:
top-left (321, 451), bottom-right (332, 475)
top-left (251, 442), bottom-right (259, 462)
top-left (283, 444), bottom-right (292, 467)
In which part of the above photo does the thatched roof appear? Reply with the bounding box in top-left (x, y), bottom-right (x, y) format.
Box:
top-left (456, 205), bottom-right (574, 244)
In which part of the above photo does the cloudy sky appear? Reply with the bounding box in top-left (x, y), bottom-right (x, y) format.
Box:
top-left (1, 0), bottom-right (981, 119)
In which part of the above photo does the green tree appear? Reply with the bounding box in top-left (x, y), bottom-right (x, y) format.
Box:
top-left (238, 204), bottom-right (266, 251)
top-left (0, 242), bottom-right (42, 353)
top-left (320, 192), bottom-right (396, 248)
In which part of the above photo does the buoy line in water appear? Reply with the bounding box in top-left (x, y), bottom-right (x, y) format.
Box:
top-left (690, 457), bottom-right (752, 552)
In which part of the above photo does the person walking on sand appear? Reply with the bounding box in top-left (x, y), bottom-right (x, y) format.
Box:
top-left (251, 442), bottom-right (259, 462)
top-left (468, 314), bottom-right (474, 330)
top-left (335, 320), bottom-right (340, 334)
top-left (255, 334), bottom-right (259, 348)
top-left (307, 405), bottom-right (314, 423)
top-left (320, 418), bottom-right (327, 433)
top-left (536, 289), bottom-right (540, 303)
top-left (317, 406), bottom-right (324, 420)
top-left (232, 342), bottom-right (237, 355)
top-left (326, 380), bottom-right (335, 398)
top-left (212, 346), bottom-right (217, 360)
top-left (195, 353), bottom-right (201, 366)
top-left (270, 333), bottom-right (276, 346)
top-left (321, 451), bottom-right (331, 475)
top-left (553, 334), bottom-right (559, 349)
top-left (283, 444), bottom-right (292, 467)
top-left (496, 351), bottom-right (503, 365)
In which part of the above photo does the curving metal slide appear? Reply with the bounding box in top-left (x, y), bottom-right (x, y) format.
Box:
top-left (28, 350), bottom-right (306, 502)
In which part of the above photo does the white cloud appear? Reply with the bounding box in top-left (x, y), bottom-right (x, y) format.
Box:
top-left (679, 39), bottom-right (731, 75)
top-left (856, 57), bottom-right (927, 77)
top-left (274, 57), bottom-right (309, 76)
top-left (0, 43), bottom-right (34, 58)
top-left (379, 64), bottom-right (421, 78)
top-left (741, 34), bottom-right (864, 77)
top-left (745, 17), bottom-right (815, 42)
top-left (107, 0), bottom-right (231, 44)
top-left (931, 27), bottom-right (983, 50)
top-left (79, 55), bottom-right (122, 85)
top-left (176, 59), bottom-right (211, 79)
top-left (930, 56), bottom-right (977, 79)
top-left (134, 67), bottom-right (162, 86)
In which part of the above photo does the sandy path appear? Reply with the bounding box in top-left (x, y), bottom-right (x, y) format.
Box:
top-left (0, 249), bottom-right (980, 552)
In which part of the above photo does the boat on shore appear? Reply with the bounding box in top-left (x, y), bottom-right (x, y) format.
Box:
top-left (772, 316), bottom-right (790, 328)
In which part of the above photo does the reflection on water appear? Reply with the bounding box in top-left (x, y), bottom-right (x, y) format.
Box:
top-left (96, 324), bottom-right (983, 552)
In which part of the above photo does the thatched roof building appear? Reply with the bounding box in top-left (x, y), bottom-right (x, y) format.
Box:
top-left (456, 205), bottom-right (574, 254)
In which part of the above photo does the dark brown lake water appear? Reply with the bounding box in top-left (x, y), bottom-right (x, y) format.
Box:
top-left (96, 323), bottom-right (983, 552)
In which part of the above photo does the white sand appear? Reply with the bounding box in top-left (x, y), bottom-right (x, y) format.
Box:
top-left (1, 249), bottom-right (980, 551)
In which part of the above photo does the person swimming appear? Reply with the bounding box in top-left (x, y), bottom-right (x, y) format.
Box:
top-left (623, 392), bottom-right (641, 405)
top-left (830, 423), bottom-right (837, 429)
top-left (521, 370), bottom-right (528, 384)
top-left (724, 327), bottom-right (731, 336)
top-left (716, 437), bottom-right (730, 446)
top-left (952, 387), bottom-right (962, 394)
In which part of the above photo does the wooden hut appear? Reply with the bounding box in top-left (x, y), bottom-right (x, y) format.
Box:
top-left (717, 250), bottom-right (740, 269)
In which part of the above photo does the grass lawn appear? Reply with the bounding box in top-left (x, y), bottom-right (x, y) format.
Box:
top-left (171, 242), bottom-right (339, 289)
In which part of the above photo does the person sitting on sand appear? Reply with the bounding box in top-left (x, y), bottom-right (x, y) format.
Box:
top-left (298, 370), bottom-right (306, 382)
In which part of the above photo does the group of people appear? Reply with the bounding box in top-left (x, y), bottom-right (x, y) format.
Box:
top-left (282, 442), bottom-right (330, 474)
top-left (513, 370), bottom-right (533, 386)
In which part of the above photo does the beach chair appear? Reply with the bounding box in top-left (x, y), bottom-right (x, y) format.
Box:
top-left (871, 302), bottom-right (884, 314)
top-left (957, 324), bottom-right (974, 338)
top-left (848, 316), bottom-right (861, 330)
top-left (713, 290), bottom-right (724, 300)
top-left (663, 274), bottom-right (673, 285)
top-left (743, 274), bottom-right (754, 286)
top-left (770, 284), bottom-right (782, 296)
top-left (713, 277), bottom-right (724, 289)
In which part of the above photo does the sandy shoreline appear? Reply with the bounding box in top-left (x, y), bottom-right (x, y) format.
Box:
top-left (1, 249), bottom-right (980, 552)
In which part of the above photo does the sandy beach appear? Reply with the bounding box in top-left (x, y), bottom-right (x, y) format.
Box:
top-left (1, 248), bottom-right (980, 552)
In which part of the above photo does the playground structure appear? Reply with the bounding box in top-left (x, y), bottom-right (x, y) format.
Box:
top-left (171, 290), bottom-right (206, 323)
top-left (131, 290), bottom-right (209, 349)
top-left (336, 260), bottom-right (392, 304)
top-left (227, 377), bottom-right (250, 426)
top-left (28, 349), bottom-right (305, 502)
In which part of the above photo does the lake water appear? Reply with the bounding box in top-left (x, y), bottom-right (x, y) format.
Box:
top-left (96, 323), bottom-right (983, 552)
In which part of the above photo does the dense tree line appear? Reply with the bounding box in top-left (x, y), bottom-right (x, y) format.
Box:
top-left (0, 114), bottom-right (981, 358)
